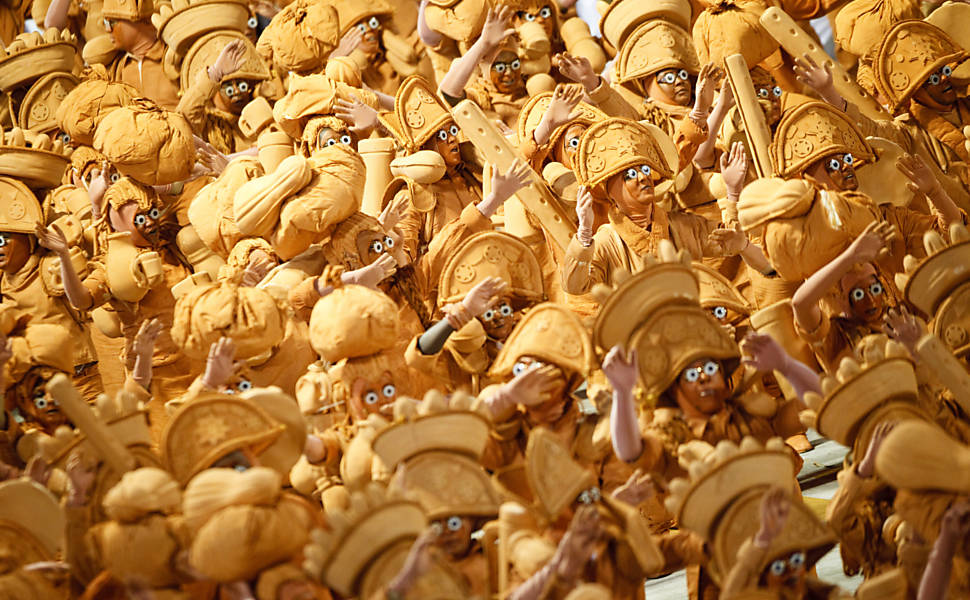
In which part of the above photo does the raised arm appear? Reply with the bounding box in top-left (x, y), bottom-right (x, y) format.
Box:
top-left (791, 221), bottom-right (896, 333)
top-left (34, 224), bottom-right (94, 311)
top-left (438, 6), bottom-right (515, 100)
top-left (603, 345), bottom-right (644, 462)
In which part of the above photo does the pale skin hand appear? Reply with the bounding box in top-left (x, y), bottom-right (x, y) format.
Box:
top-left (793, 53), bottom-right (844, 110)
top-left (387, 527), bottom-right (438, 596)
top-left (88, 161), bottom-right (111, 220)
top-left (612, 468), bottom-right (657, 507)
top-left (883, 306), bottom-right (928, 356)
top-left (897, 154), bottom-right (963, 225)
top-left (575, 185), bottom-right (594, 246)
top-left (65, 450), bottom-right (98, 508)
top-left (478, 160), bottom-right (531, 218)
top-left (740, 331), bottom-right (821, 402)
top-left (721, 141), bottom-right (748, 199)
top-left (533, 84), bottom-right (584, 147)
top-left (554, 52), bottom-right (599, 94)
top-left (35, 223), bottom-right (94, 311)
top-left (856, 420), bottom-right (896, 478)
top-left (754, 486), bottom-right (790, 548)
top-left (343, 253), bottom-right (398, 289)
top-left (461, 276), bottom-right (509, 316)
top-left (130, 318), bottom-right (163, 389)
top-left (691, 63), bottom-right (724, 122)
top-left (194, 135), bottom-right (230, 175)
top-left (209, 40), bottom-right (247, 84)
top-left (240, 252), bottom-right (276, 287)
top-left (552, 505), bottom-right (602, 579)
top-left (202, 337), bottom-right (238, 390)
top-left (604, 345), bottom-right (644, 463)
top-left (335, 96), bottom-right (379, 135)
top-left (329, 28), bottom-right (364, 59)
top-left (501, 364), bottom-right (562, 407)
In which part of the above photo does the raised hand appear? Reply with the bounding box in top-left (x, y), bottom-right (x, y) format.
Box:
top-left (754, 486), bottom-right (790, 547)
top-left (793, 54), bottom-right (833, 95)
top-left (347, 253), bottom-right (398, 289)
top-left (856, 420), bottom-right (896, 478)
top-left (34, 223), bottom-right (70, 257)
top-left (897, 153), bottom-right (943, 197)
top-left (846, 220), bottom-right (897, 263)
top-left (130, 318), bottom-right (162, 387)
top-left (708, 225), bottom-right (749, 257)
top-left (202, 337), bottom-right (237, 390)
top-left (209, 39), bottom-right (248, 83)
top-left (612, 468), bottom-right (657, 507)
top-left (883, 305), bottom-right (928, 355)
top-left (479, 160), bottom-right (531, 218)
top-left (330, 27), bottom-right (364, 59)
top-left (480, 5), bottom-right (516, 49)
top-left (240, 251), bottom-right (276, 287)
top-left (720, 141), bottom-right (748, 197)
top-left (694, 63), bottom-right (724, 115)
top-left (554, 52), bottom-right (599, 92)
top-left (740, 332), bottom-right (788, 373)
top-left (503, 364), bottom-right (562, 406)
top-left (461, 276), bottom-right (509, 316)
top-left (575, 185), bottom-right (594, 245)
top-left (335, 96), bottom-right (379, 134)
top-left (602, 345), bottom-right (639, 396)
top-left (66, 449), bottom-right (98, 508)
top-left (88, 161), bottom-right (111, 219)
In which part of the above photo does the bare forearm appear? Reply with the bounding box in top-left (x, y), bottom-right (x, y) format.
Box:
top-left (509, 562), bottom-right (557, 600)
top-left (58, 253), bottom-right (93, 310)
top-left (918, 533), bottom-right (958, 600)
top-left (774, 354), bottom-right (821, 404)
top-left (739, 240), bottom-right (773, 275)
top-left (439, 38), bottom-right (491, 98)
top-left (928, 187), bottom-right (963, 226)
top-left (694, 99), bottom-right (730, 169)
top-left (131, 354), bottom-right (152, 389)
top-left (43, 0), bottom-right (71, 30)
top-left (611, 387), bottom-right (643, 462)
top-left (792, 249), bottom-right (857, 330)
top-left (417, 0), bottom-right (443, 48)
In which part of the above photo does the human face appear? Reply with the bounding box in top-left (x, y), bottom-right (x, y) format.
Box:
top-left (109, 202), bottom-right (165, 248)
top-left (511, 356), bottom-right (569, 422)
top-left (824, 152), bottom-right (859, 191)
top-left (606, 164), bottom-right (659, 217)
top-left (489, 52), bottom-right (524, 95)
top-left (216, 79), bottom-right (255, 115)
top-left (431, 515), bottom-right (475, 558)
top-left (514, 3), bottom-right (555, 39)
top-left (349, 372), bottom-right (398, 420)
top-left (761, 550), bottom-right (808, 598)
top-left (0, 232), bottom-right (32, 273)
top-left (314, 128), bottom-right (357, 153)
top-left (916, 64), bottom-right (957, 110)
top-left (108, 18), bottom-right (148, 52)
top-left (553, 123), bottom-right (587, 170)
top-left (424, 121), bottom-right (462, 169)
top-left (649, 68), bottom-right (693, 107)
top-left (355, 227), bottom-right (404, 268)
top-left (210, 449), bottom-right (256, 472)
top-left (15, 368), bottom-right (68, 434)
top-left (477, 295), bottom-right (519, 341)
top-left (840, 269), bottom-right (887, 325)
top-left (354, 16), bottom-right (384, 59)
top-left (671, 358), bottom-right (730, 415)
top-left (755, 83), bottom-right (784, 127)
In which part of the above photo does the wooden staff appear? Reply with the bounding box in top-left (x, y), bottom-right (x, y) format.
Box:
top-left (724, 53), bottom-right (776, 179)
top-left (450, 100), bottom-right (577, 252)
